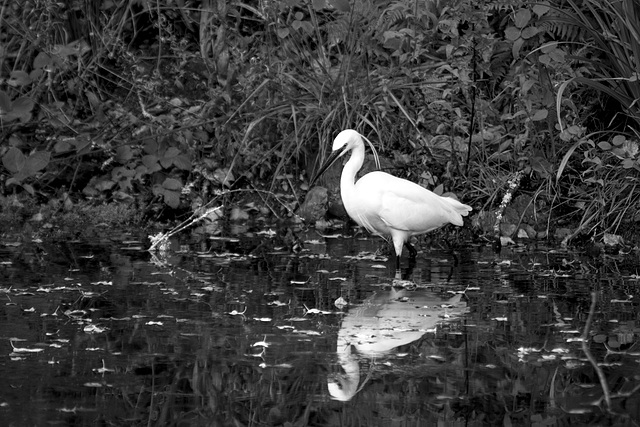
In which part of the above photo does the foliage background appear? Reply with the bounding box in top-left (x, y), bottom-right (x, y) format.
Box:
top-left (1, 0), bottom-right (639, 244)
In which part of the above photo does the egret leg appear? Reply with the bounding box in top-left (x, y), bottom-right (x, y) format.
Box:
top-left (395, 253), bottom-right (416, 280)
top-left (404, 242), bottom-right (417, 259)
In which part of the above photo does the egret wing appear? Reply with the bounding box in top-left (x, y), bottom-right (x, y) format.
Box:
top-left (359, 172), bottom-right (465, 233)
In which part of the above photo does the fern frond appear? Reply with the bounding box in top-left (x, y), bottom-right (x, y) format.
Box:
top-left (376, 0), bottom-right (411, 31)
top-left (538, 17), bottom-right (585, 41)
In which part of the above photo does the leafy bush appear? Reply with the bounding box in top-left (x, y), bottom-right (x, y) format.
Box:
top-left (0, 0), bottom-right (638, 242)
top-left (545, 0), bottom-right (640, 240)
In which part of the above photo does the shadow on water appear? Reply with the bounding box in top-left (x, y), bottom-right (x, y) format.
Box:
top-left (1, 226), bottom-right (640, 426)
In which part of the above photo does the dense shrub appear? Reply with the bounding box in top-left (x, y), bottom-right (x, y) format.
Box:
top-left (0, 0), bottom-right (638, 242)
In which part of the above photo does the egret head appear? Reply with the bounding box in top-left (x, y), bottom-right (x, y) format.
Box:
top-left (309, 129), bottom-right (380, 187)
top-left (332, 129), bottom-right (362, 156)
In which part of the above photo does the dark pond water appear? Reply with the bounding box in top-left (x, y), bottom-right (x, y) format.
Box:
top-left (1, 224), bottom-right (640, 426)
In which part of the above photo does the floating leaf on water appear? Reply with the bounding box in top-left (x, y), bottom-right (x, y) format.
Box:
top-left (246, 348), bottom-right (266, 358)
top-left (209, 236), bottom-right (240, 242)
top-left (83, 324), bottom-right (107, 334)
top-left (303, 305), bottom-right (333, 315)
top-left (84, 382), bottom-right (104, 388)
top-left (94, 360), bottom-right (115, 374)
top-left (566, 409), bottom-right (591, 414)
top-left (294, 330), bottom-right (321, 336)
top-left (304, 239), bottom-right (324, 245)
top-left (271, 363), bottom-right (293, 369)
top-left (287, 317), bottom-right (310, 322)
top-left (65, 309), bottom-right (87, 318)
top-left (10, 346), bottom-right (44, 353)
top-left (267, 300), bottom-right (288, 307)
top-left (334, 297), bottom-right (348, 308)
top-left (228, 308), bottom-right (247, 316)
top-left (318, 233), bottom-right (342, 239)
top-left (81, 292), bottom-right (100, 298)
top-left (252, 336), bottom-right (270, 347)
top-left (344, 252), bottom-right (383, 261)
top-left (517, 347), bottom-right (540, 355)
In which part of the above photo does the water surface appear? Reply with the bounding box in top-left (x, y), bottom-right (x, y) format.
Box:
top-left (1, 226), bottom-right (639, 426)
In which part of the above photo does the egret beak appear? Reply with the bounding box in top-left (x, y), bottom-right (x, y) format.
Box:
top-left (309, 148), bottom-right (344, 187)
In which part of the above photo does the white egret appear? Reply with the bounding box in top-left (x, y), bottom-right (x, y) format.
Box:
top-left (311, 129), bottom-right (472, 273)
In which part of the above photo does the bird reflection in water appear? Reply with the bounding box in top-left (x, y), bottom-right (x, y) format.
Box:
top-left (328, 288), bottom-right (468, 401)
